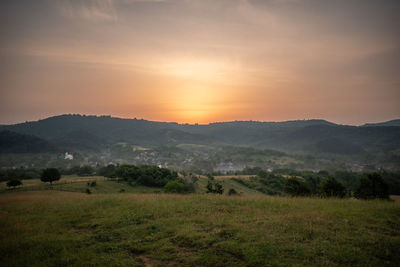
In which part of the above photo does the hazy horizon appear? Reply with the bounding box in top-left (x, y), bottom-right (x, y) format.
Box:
top-left (1, 112), bottom-right (399, 127)
top-left (1, 0), bottom-right (399, 125)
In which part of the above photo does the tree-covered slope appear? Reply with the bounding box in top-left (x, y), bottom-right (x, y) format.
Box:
top-left (1, 115), bottom-right (399, 155)
top-left (0, 130), bottom-right (58, 153)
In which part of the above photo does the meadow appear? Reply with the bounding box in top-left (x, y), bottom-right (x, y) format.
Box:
top-left (0, 176), bottom-right (399, 266)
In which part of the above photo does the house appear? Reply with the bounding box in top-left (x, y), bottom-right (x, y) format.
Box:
top-left (64, 152), bottom-right (74, 160)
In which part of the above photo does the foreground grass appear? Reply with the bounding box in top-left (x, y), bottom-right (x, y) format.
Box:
top-left (0, 191), bottom-right (399, 266)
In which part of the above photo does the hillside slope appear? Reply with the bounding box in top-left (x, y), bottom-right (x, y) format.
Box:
top-left (1, 115), bottom-right (399, 155)
top-left (0, 130), bottom-right (58, 153)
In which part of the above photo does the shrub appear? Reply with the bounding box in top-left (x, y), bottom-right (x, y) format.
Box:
top-left (97, 164), bottom-right (116, 177)
top-left (77, 166), bottom-right (94, 176)
top-left (354, 173), bottom-right (389, 199)
top-left (320, 177), bottom-right (346, 198)
top-left (228, 188), bottom-right (238, 195)
top-left (7, 179), bottom-right (22, 189)
top-left (206, 180), bottom-right (224, 194)
top-left (284, 178), bottom-right (311, 196)
top-left (206, 180), bottom-right (213, 193)
top-left (214, 182), bottom-right (224, 194)
top-left (164, 180), bottom-right (187, 193)
top-left (112, 165), bottom-right (178, 187)
top-left (85, 188), bottom-right (91, 194)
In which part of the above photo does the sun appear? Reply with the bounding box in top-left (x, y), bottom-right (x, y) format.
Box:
top-left (152, 57), bottom-right (244, 123)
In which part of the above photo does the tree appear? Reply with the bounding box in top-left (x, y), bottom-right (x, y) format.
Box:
top-left (77, 166), bottom-right (94, 176)
top-left (320, 177), bottom-right (346, 198)
top-left (40, 168), bottom-right (61, 184)
top-left (284, 178), bottom-right (311, 196)
top-left (97, 164), bottom-right (116, 177)
top-left (354, 173), bottom-right (389, 199)
top-left (7, 179), bottom-right (22, 189)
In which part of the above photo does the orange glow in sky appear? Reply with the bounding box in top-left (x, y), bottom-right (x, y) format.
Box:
top-left (0, 0), bottom-right (399, 125)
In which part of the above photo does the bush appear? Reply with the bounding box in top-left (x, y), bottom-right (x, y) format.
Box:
top-left (7, 179), bottom-right (22, 189)
top-left (320, 177), bottom-right (346, 198)
top-left (97, 164), bottom-right (117, 177)
top-left (284, 178), bottom-right (311, 196)
top-left (112, 165), bottom-right (178, 187)
top-left (164, 180), bottom-right (187, 193)
top-left (206, 180), bottom-right (224, 194)
top-left (85, 188), bottom-right (91, 194)
top-left (0, 168), bottom-right (41, 182)
top-left (77, 166), bottom-right (94, 176)
top-left (228, 188), bottom-right (238, 195)
top-left (214, 182), bottom-right (224, 194)
top-left (354, 173), bottom-right (389, 199)
top-left (40, 168), bottom-right (61, 184)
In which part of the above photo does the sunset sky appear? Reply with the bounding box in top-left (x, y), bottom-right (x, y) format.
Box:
top-left (1, 0), bottom-right (399, 125)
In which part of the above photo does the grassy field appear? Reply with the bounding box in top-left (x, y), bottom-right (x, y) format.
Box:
top-left (0, 189), bottom-right (399, 266)
top-left (0, 176), bottom-right (162, 194)
top-left (0, 175), bottom-right (264, 195)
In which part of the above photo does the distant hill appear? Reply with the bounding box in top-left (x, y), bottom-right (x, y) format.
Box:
top-left (51, 130), bottom-right (107, 152)
top-left (363, 119), bottom-right (400, 127)
top-left (0, 130), bottom-right (57, 153)
top-left (0, 114), bottom-right (399, 155)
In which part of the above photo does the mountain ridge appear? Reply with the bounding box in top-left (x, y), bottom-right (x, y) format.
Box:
top-left (0, 114), bottom-right (399, 155)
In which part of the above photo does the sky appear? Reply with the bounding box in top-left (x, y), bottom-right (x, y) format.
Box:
top-left (0, 0), bottom-right (399, 125)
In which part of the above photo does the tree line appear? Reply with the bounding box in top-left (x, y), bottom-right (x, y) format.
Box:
top-left (1, 165), bottom-right (395, 199)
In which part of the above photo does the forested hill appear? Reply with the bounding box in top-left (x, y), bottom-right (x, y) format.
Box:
top-left (362, 119), bottom-right (400, 127)
top-left (1, 114), bottom-right (399, 154)
top-left (0, 130), bottom-right (57, 153)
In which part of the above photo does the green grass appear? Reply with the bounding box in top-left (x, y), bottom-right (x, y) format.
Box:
top-left (0, 191), bottom-right (399, 266)
top-left (0, 176), bottom-right (162, 194)
top-left (1, 176), bottom-right (264, 196)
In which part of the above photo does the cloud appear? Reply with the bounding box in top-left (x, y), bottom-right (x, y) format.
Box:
top-left (58, 0), bottom-right (117, 21)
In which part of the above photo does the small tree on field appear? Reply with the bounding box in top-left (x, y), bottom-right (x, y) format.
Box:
top-left (7, 179), bottom-right (22, 189)
top-left (320, 177), bottom-right (346, 198)
top-left (41, 168), bottom-right (61, 185)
